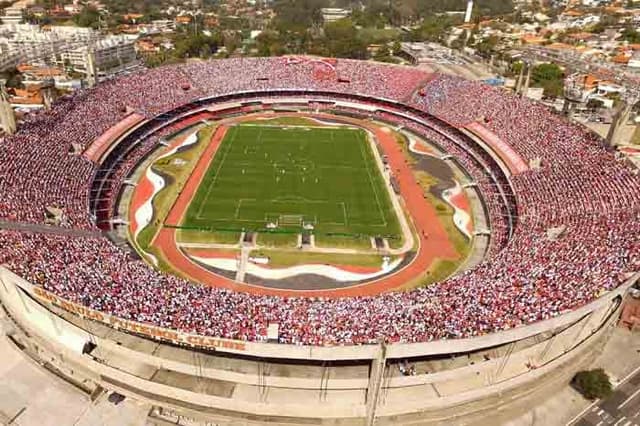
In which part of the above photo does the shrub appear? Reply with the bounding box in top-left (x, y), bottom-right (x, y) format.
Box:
top-left (572, 369), bottom-right (613, 400)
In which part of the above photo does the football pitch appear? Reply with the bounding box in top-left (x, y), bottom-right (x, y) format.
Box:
top-left (180, 124), bottom-right (402, 238)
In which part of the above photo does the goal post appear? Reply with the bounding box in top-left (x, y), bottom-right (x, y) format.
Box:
top-left (279, 214), bottom-right (303, 227)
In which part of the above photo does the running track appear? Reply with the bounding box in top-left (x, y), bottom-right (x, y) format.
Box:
top-left (139, 114), bottom-right (459, 297)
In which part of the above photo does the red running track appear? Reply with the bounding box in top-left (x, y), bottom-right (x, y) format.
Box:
top-left (142, 114), bottom-right (459, 298)
top-left (163, 125), bottom-right (229, 227)
top-left (129, 129), bottom-right (202, 237)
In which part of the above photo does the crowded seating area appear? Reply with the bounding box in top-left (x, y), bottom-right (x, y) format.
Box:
top-left (181, 57), bottom-right (427, 102)
top-left (373, 110), bottom-right (514, 256)
top-left (413, 74), bottom-right (640, 223)
top-left (0, 58), bottom-right (638, 346)
top-left (0, 206), bottom-right (637, 345)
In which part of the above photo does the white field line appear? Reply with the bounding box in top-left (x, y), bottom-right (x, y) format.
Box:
top-left (188, 126), bottom-right (405, 244)
top-left (195, 127), bottom-right (239, 219)
top-left (358, 132), bottom-right (387, 227)
top-left (619, 389), bottom-right (640, 410)
top-left (362, 129), bottom-right (414, 255)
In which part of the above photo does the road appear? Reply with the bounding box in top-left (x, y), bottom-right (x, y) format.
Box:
top-left (572, 367), bottom-right (640, 426)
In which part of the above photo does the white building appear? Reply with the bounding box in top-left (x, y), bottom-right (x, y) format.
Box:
top-left (321, 8), bottom-right (351, 23)
top-left (150, 19), bottom-right (175, 33)
top-left (0, 24), bottom-right (100, 71)
top-left (0, 25), bottom-right (139, 80)
top-left (1, 7), bottom-right (24, 24)
top-left (399, 42), bottom-right (457, 65)
top-left (52, 35), bottom-right (139, 79)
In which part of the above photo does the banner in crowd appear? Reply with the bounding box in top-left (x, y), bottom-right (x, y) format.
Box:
top-left (465, 122), bottom-right (529, 174)
top-left (23, 282), bottom-right (248, 352)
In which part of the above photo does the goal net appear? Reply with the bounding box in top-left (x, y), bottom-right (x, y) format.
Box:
top-left (279, 214), bottom-right (303, 227)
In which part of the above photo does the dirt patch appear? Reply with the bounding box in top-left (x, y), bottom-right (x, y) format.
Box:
top-left (412, 155), bottom-right (455, 197)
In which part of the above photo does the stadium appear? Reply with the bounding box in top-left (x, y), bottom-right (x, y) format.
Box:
top-left (0, 56), bottom-right (638, 425)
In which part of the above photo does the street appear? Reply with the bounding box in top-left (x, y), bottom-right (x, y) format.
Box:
top-left (573, 368), bottom-right (640, 426)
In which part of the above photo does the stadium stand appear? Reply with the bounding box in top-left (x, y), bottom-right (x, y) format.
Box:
top-left (0, 57), bottom-right (638, 348)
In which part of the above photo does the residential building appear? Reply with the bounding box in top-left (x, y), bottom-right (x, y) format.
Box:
top-left (1, 7), bottom-right (24, 24)
top-left (321, 8), bottom-right (351, 23)
top-left (52, 35), bottom-right (139, 79)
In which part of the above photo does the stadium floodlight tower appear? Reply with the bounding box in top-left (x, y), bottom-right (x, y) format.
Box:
top-left (606, 82), bottom-right (639, 148)
top-left (461, 0), bottom-right (474, 46)
top-left (513, 52), bottom-right (534, 97)
top-left (522, 45), bottom-right (640, 147)
top-left (85, 48), bottom-right (97, 88)
top-left (0, 80), bottom-right (16, 135)
top-left (563, 73), bottom-right (589, 118)
top-left (464, 0), bottom-right (473, 23)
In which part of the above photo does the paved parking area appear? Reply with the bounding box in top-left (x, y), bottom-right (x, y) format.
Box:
top-left (0, 316), bottom-right (149, 426)
top-left (573, 368), bottom-right (640, 426)
top-left (504, 328), bottom-right (640, 426)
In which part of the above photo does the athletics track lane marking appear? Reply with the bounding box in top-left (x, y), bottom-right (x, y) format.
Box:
top-left (155, 113), bottom-right (459, 297)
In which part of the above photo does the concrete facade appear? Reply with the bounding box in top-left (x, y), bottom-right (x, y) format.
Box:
top-left (0, 266), bottom-right (636, 425)
top-left (53, 36), bottom-right (138, 79)
top-left (1, 91), bottom-right (638, 424)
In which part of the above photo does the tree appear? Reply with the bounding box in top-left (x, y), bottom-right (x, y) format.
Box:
top-left (255, 30), bottom-right (287, 56)
top-left (223, 32), bottom-right (241, 56)
top-left (531, 63), bottom-right (564, 98)
top-left (621, 26), bottom-right (640, 44)
top-left (272, 0), bottom-right (323, 33)
top-left (173, 33), bottom-right (222, 59)
top-left (352, 8), bottom-right (388, 28)
top-left (475, 35), bottom-right (499, 58)
top-left (572, 369), bottom-right (613, 400)
top-left (73, 6), bottom-right (101, 29)
top-left (142, 50), bottom-right (182, 68)
top-left (1, 68), bottom-right (22, 88)
top-left (323, 18), bottom-right (368, 59)
top-left (373, 43), bottom-right (398, 63)
top-left (509, 61), bottom-right (523, 77)
top-left (392, 41), bottom-right (401, 55)
top-left (410, 15), bottom-right (451, 42)
top-left (450, 32), bottom-right (467, 50)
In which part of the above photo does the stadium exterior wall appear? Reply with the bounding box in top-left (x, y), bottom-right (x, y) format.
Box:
top-left (0, 266), bottom-right (638, 424)
top-left (3, 89), bottom-right (638, 423)
top-left (1, 267), bottom-right (637, 360)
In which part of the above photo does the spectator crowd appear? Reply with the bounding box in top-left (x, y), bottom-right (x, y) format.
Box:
top-left (0, 57), bottom-right (638, 346)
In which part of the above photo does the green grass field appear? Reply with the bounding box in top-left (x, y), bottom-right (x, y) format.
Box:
top-left (181, 124), bottom-right (401, 239)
